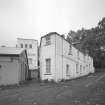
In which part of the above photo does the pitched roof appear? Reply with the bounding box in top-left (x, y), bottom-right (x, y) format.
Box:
top-left (0, 47), bottom-right (25, 56)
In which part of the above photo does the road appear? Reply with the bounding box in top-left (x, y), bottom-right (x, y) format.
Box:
top-left (0, 72), bottom-right (105, 105)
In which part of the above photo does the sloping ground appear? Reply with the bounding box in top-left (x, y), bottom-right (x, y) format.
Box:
top-left (0, 72), bottom-right (105, 105)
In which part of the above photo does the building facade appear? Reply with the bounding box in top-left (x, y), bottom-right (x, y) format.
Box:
top-left (0, 47), bottom-right (29, 85)
top-left (40, 32), bottom-right (94, 82)
top-left (17, 38), bottom-right (38, 79)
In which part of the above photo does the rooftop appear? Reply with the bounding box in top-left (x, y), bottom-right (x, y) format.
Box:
top-left (17, 38), bottom-right (38, 41)
top-left (0, 47), bottom-right (25, 56)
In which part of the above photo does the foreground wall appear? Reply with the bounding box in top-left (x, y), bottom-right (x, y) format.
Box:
top-left (40, 35), bottom-right (56, 81)
top-left (0, 50), bottom-right (29, 85)
top-left (0, 56), bottom-right (19, 85)
top-left (40, 33), bottom-right (95, 82)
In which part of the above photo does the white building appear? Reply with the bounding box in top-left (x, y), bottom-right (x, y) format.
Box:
top-left (0, 47), bottom-right (29, 85)
top-left (40, 32), bottom-right (94, 82)
top-left (17, 38), bottom-right (38, 79)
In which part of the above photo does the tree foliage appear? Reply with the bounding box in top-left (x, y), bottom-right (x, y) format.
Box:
top-left (66, 17), bottom-right (105, 68)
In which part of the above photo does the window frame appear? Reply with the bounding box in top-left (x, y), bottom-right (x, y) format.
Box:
top-left (80, 65), bottom-right (82, 74)
top-left (29, 44), bottom-right (32, 48)
top-left (77, 50), bottom-right (80, 59)
top-left (25, 44), bottom-right (28, 48)
top-left (20, 43), bottom-right (23, 48)
top-left (45, 35), bottom-right (51, 45)
top-left (0, 65), bottom-right (2, 68)
top-left (28, 58), bottom-right (32, 65)
top-left (66, 64), bottom-right (70, 76)
top-left (68, 44), bottom-right (72, 55)
top-left (76, 64), bottom-right (79, 73)
top-left (45, 58), bottom-right (51, 74)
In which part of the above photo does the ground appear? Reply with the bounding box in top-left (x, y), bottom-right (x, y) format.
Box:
top-left (0, 72), bottom-right (105, 105)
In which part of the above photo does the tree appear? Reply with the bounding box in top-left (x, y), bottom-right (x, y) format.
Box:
top-left (66, 17), bottom-right (105, 69)
top-left (98, 17), bottom-right (105, 29)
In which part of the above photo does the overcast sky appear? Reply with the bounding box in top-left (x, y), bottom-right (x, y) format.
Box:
top-left (0, 0), bottom-right (105, 46)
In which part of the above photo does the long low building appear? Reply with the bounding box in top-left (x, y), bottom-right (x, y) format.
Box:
top-left (0, 47), bottom-right (29, 85)
top-left (39, 32), bottom-right (94, 82)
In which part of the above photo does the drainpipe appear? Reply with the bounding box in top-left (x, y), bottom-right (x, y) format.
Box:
top-left (55, 34), bottom-right (57, 81)
top-left (62, 37), bottom-right (63, 79)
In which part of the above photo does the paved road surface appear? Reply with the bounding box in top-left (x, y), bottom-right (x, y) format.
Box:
top-left (0, 72), bottom-right (105, 105)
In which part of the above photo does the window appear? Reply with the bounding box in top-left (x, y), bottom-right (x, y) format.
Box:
top-left (28, 58), bottom-right (32, 64)
top-left (46, 58), bottom-right (51, 74)
top-left (20, 44), bottom-right (23, 48)
top-left (46, 35), bottom-right (51, 45)
top-left (89, 64), bottom-right (90, 70)
top-left (76, 64), bottom-right (79, 73)
top-left (25, 44), bottom-right (27, 48)
top-left (83, 66), bottom-right (85, 71)
top-left (66, 64), bottom-right (69, 75)
top-left (86, 65), bottom-right (88, 71)
top-left (77, 50), bottom-right (80, 59)
top-left (11, 58), bottom-right (13, 62)
top-left (84, 55), bottom-right (85, 62)
top-left (68, 45), bottom-right (72, 55)
top-left (80, 65), bottom-right (82, 74)
top-left (29, 44), bottom-right (32, 48)
top-left (0, 65), bottom-right (2, 68)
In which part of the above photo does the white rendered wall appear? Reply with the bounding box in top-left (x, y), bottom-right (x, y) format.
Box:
top-left (17, 39), bottom-right (38, 70)
top-left (40, 34), bottom-right (95, 82)
top-left (40, 35), bottom-right (56, 81)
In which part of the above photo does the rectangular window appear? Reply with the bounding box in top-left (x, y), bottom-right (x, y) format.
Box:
top-left (25, 44), bottom-right (27, 48)
top-left (66, 64), bottom-right (69, 75)
top-left (83, 66), bottom-right (85, 71)
top-left (68, 45), bottom-right (72, 55)
top-left (46, 35), bottom-right (51, 45)
top-left (89, 64), bottom-right (90, 70)
top-left (77, 50), bottom-right (80, 59)
top-left (80, 65), bottom-right (82, 74)
top-left (0, 65), bottom-right (2, 68)
top-left (86, 65), bottom-right (88, 71)
top-left (46, 58), bottom-right (51, 74)
top-left (29, 44), bottom-right (32, 48)
top-left (84, 55), bottom-right (85, 62)
top-left (20, 44), bottom-right (23, 48)
top-left (28, 58), bottom-right (32, 64)
top-left (76, 64), bottom-right (78, 73)
top-left (11, 58), bottom-right (13, 62)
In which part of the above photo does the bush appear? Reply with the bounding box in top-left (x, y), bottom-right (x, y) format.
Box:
top-left (43, 79), bottom-right (49, 83)
top-left (49, 79), bottom-right (56, 83)
top-left (60, 79), bottom-right (65, 82)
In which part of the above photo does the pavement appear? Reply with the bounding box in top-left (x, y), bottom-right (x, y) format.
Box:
top-left (0, 72), bottom-right (105, 105)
